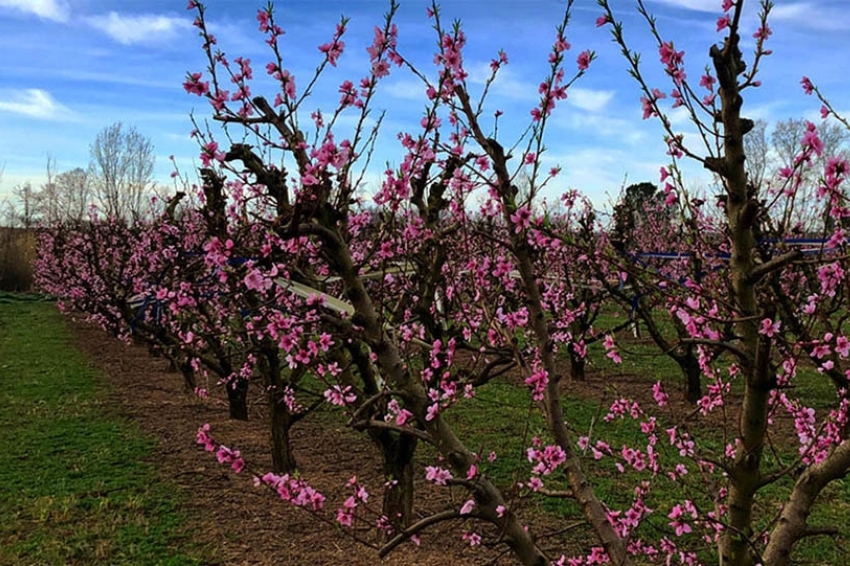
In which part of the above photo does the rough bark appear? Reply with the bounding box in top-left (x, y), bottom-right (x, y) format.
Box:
top-left (711, 25), bottom-right (770, 566)
top-left (379, 431), bottom-right (417, 530)
top-left (762, 440), bottom-right (850, 566)
top-left (269, 390), bottom-right (297, 473)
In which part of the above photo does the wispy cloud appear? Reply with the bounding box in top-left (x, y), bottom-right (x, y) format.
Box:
top-left (771, 3), bottom-right (809, 20)
top-left (0, 89), bottom-right (74, 120)
top-left (556, 112), bottom-right (648, 144)
top-left (646, 0), bottom-right (720, 12)
top-left (568, 88), bottom-right (615, 113)
top-left (0, 0), bottom-right (69, 22)
top-left (86, 12), bottom-right (191, 46)
top-left (771, 3), bottom-right (850, 31)
top-left (467, 62), bottom-right (536, 102)
top-left (384, 79), bottom-right (427, 101)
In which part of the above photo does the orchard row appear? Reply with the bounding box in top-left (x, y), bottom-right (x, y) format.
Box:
top-left (34, 1), bottom-right (850, 565)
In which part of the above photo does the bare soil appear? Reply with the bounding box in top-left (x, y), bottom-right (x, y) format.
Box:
top-left (69, 316), bottom-right (513, 565)
top-left (68, 315), bottom-right (765, 565)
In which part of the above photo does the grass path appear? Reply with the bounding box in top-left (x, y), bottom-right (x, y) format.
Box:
top-left (0, 296), bottom-right (210, 565)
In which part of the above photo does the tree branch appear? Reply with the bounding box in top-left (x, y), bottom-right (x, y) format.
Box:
top-left (379, 510), bottom-right (462, 558)
top-left (746, 249), bottom-right (803, 284)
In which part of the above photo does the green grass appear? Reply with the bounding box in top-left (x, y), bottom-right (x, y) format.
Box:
top-left (439, 323), bottom-right (849, 564)
top-left (0, 297), bottom-right (211, 565)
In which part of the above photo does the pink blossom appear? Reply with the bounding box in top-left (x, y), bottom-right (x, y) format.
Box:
top-left (802, 121), bottom-right (824, 156)
top-left (200, 141), bottom-right (225, 167)
top-left (460, 499), bottom-right (476, 515)
top-left (490, 50), bottom-right (509, 71)
top-left (336, 507), bottom-right (354, 526)
top-left (243, 268), bottom-right (270, 292)
top-left (425, 466), bottom-right (452, 485)
top-left (554, 35), bottom-right (571, 53)
top-left (801, 76), bottom-right (814, 95)
top-left (524, 368), bottom-right (548, 401)
top-left (640, 96), bottom-right (655, 120)
top-left (510, 206), bottom-right (532, 233)
top-left (577, 50), bottom-right (592, 71)
top-left (196, 423), bottom-right (216, 451)
top-left (652, 381), bottom-right (669, 406)
top-left (324, 385), bottom-right (356, 406)
top-left (759, 318), bottom-right (781, 337)
top-left (668, 504), bottom-right (693, 536)
top-left (318, 38), bottom-right (345, 67)
top-left (603, 334), bottom-right (621, 364)
top-left (659, 42), bottom-right (684, 69)
top-left (836, 336), bottom-right (850, 358)
top-left (752, 25), bottom-right (771, 41)
top-left (183, 72), bottom-right (209, 96)
top-left (256, 8), bottom-right (270, 32)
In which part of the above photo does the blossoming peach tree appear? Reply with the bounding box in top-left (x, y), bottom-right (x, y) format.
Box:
top-left (35, 0), bottom-right (850, 564)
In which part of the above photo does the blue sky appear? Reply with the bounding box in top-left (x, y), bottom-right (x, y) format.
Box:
top-left (0, 0), bottom-right (848, 210)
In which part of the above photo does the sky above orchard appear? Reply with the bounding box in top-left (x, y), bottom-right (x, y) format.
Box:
top-left (0, 0), bottom-right (848, 210)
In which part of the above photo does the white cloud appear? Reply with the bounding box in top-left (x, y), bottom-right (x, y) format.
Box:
top-left (568, 88), bottom-right (615, 113)
top-left (86, 12), bottom-right (191, 46)
top-left (0, 89), bottom-right (73, 120)
top-left (558, 112), bottom-right (648, 144)
top-left (467, 62), bottom-right (536, 102)
top-left (770, 3), bottom-right (809, 20)
top-left (646, 0), bottom-right (721, 12)
top-left (0, 0), bottom-right (69, 22)
top-left (771, 3), bottom-right (850, 31)
top-left (384, 79), bottom-right (427, 101)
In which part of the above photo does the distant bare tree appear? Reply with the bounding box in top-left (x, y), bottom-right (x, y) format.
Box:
top-left (24, 157), bottom-right (91, 224)
top-left (771, 119), bottom-right (849, 231)
top-left (12, 182), bottom-right (39, 228)
top-left (51, 168), bottom-right (90, 223)
top-left (743, 119), bottom-right (769, 190)
top-left (89, 122), bottom-right (155, 221)
top-left (771, 118), bottom-right (848, 173)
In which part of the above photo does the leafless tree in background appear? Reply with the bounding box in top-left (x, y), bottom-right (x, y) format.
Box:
top-left (12, 182), bottom-right (38, 229)
top-left (742, 118), bottom-right (849, 232)
top-left (743, 118), bottom-right (769, 190)
top-left (771, 118), bottom-right (848, 173)
top-left (88, 122), bottom-right (155, 221)
top-left (38, 160), bottom-right (90, 224)
top-left (774, 119), bottom-right (849, 231)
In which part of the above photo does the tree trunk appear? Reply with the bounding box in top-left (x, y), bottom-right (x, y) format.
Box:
top-left (227, 377), bottom-right (249, 421)
top-left (180, 359), bottom-right (196, 391)
top-left (711, 23), bottom-right (769, 566)
top-left (569, 351), bottom-right (586, 381)
top-left (375, 431), bottom-right (416, 531)
top-left (329, 229), bottom-right (551, 566)
top-left (678, 352), bottom-right (702, 404)
top-left (269, 391), bottom-right (297, 473)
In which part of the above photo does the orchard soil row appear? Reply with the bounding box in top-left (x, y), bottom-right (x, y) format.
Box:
top-left (69, 312), bottom-right (708, 565)
top-left (70, 315), bottom-right (506, 565)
